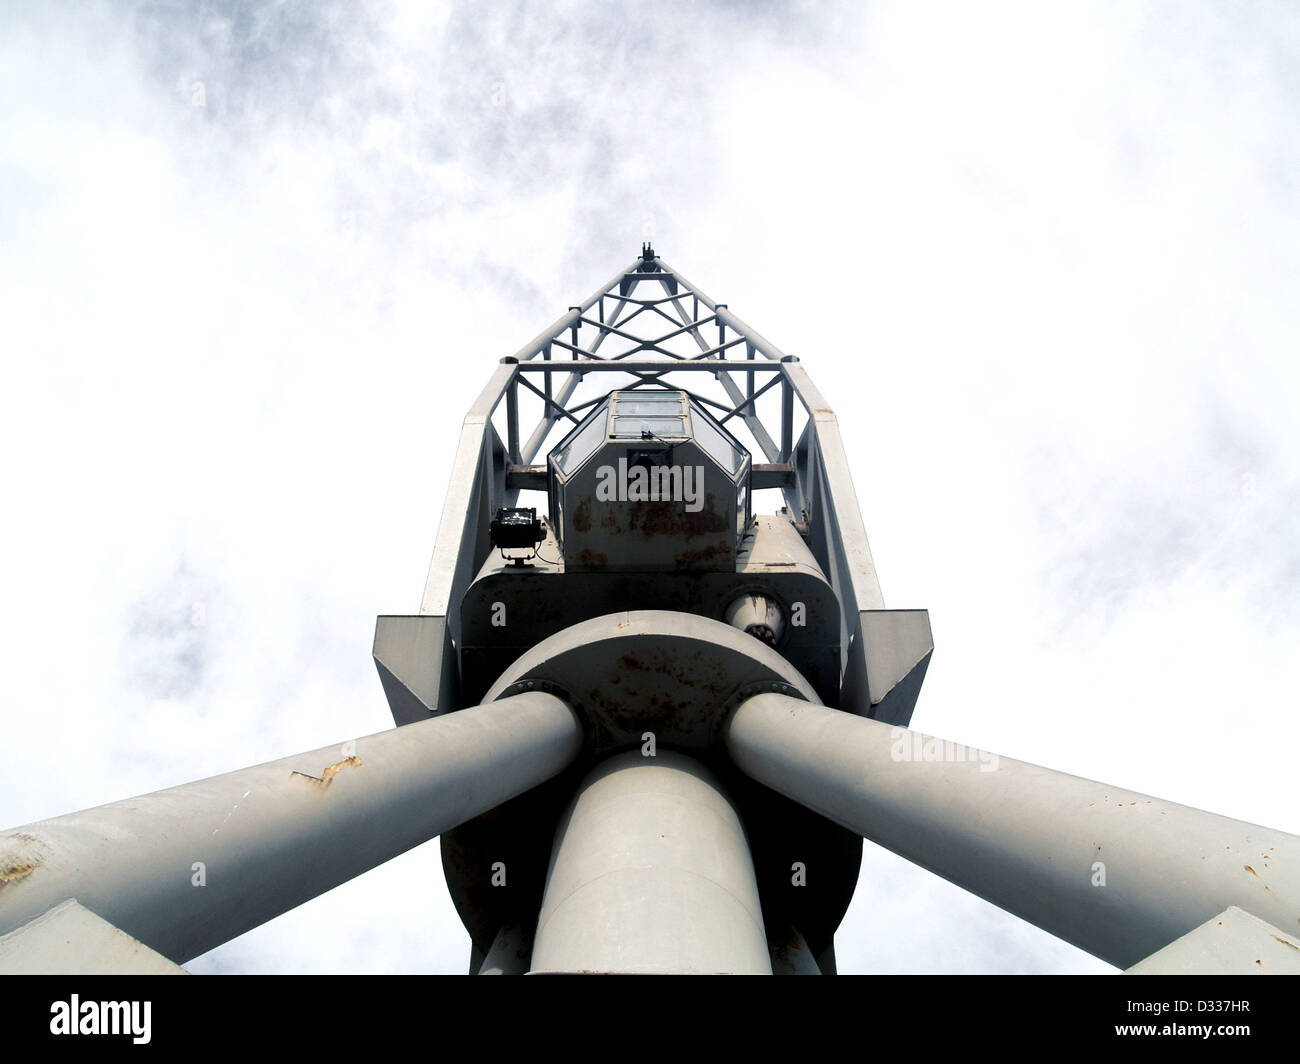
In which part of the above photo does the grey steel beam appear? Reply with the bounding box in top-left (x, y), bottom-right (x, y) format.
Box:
top-left (420, 363), bottom-right (514, 617)
top-left (520, 287), bottom-right (635, 464)
top-left (515, 359), bottom-right (785, 373)
top-left (513, 371), bottom-right (576, 428)
top-left (501, 461), bottom-right (810, 493)
top-left (781, 359), bottom-right (885, 613)
top-left (504, 461), bottom-right (795, 493)
top-left (780, 373), bottom-right (794, 461)
top-left (718, 372), bottom-right (783, 426)
top-left (599, 291), bottom-right (683, 307)
top-left (503, 460), bottom-right (802, 493)
top-left (505, 375), bottom-right (520, 463)
top-left (657, 285), bottom-right (784, 466)
top-left (650, 262), bottom-right (781, 361)
top-left (502, 461), bottom-right (797, 492)
top-left (0, 692), bottom-right (581, 964)
top-left (569, 314), bottom-right (714, 349)
top-left (530, 750), bottom-right (772, 974)
top-left (750, 463), bottom-right (796, 490)
top-left (520, 372), bottom-right (581, 465)
top-left (726, 694), bottom-right (1300, 969)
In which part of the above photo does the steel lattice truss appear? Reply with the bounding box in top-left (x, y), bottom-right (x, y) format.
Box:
top-left (418, 245), bottom-right (897, 716)
top-left (501, 246), bottom-right (801, 474)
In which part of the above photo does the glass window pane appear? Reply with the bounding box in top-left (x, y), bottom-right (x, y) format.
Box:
top-left (612, 416), bottom-right (686, 437)
top-left (615, 398), bottom-right (685, 415)
top-left (553, 405), bottom-right (610, 473)
top-left (689, 405), bottom-right (743, 475)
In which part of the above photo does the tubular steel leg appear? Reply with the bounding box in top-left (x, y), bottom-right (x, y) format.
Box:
top-left (726, 693), bottom-right (1300, 969)
top-left (530, 750), bottom-right (771, 974)
top-left (0, 692), bottom-right (581, 964)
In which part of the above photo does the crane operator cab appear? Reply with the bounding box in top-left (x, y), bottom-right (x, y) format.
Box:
top-left (548, 389), bottom-right (750, 572)
top-left (458, 385), bottom-right (840, 706)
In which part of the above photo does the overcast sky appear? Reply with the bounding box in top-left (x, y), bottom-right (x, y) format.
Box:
top-left (2, 0), bottom-right (1297, 974)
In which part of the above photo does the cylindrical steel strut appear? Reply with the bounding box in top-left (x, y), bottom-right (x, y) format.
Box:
top-left (0, 692), bottom-right (581, 963)
top-left (726, 692), bottom-right (1300, 969)
top-left (530, 750), bottom-right (772, 974)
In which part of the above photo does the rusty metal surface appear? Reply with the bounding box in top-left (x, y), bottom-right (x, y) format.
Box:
top-left (460, 514), bottom-right (841, 706)
top-left (443, 610), bottom-right (861, 963)
top-left (556, 447), bottom-right (745, 573)
top-left (482, 610), bottom-right (815, 756)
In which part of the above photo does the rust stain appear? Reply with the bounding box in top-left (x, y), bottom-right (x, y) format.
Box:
top-left (291, 755), bottom-right (362, 787)
top-left (1272, 935), bottom-right (1299, 951)
top-left (572, 499), bottom-right (592, 534)
top-left (674, 541), bottom-right (731, 568)
top-left (1244, 864), bottom-right (1259, 878)
top-left (0, 859), bottom-right (41, 885)
top-left (1, 833), bottom-right (45, 887)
